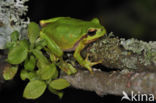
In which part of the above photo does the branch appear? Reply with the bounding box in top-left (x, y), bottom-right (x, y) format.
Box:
top-left (61, 70), bottom-right (156, 97)
top-left (61, 34), bottom-right (156, 97)
top-left (80, 34), bottom-right (156, 72)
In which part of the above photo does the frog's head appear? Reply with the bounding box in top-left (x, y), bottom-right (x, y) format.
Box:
top-left (81, 18), bottom-right (106, 44)
top-left (82, 26), bottom-right (106, 44)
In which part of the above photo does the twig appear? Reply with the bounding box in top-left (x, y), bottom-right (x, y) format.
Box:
top-left (61, 69), bottom-right (156, 97)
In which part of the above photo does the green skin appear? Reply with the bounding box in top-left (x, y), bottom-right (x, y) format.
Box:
top-left (40, 17), bottom-right (106, 73)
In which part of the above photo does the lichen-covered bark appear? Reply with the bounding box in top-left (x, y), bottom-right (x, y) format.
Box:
top-left (60, 34), bottom-right (156, 97)
top-left (81, 34), bottom-right (156, 72)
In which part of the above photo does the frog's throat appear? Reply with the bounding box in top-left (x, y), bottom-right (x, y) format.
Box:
top-left (63, 35), bottom-right (88, 51)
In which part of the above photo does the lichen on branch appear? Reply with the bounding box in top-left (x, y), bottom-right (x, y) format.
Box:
top-left (0, 0), bottom-right (29, 49)
top-left (80, 33), bottom-right (156, 72)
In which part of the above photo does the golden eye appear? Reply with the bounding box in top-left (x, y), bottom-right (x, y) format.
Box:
top-left (87, 29), bottom-right (97, 36)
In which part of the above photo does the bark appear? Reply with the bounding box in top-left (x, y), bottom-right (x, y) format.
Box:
top-left (61, 69), bottom-right (156, 97)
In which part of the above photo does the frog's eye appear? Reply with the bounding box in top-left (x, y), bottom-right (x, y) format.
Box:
top-left (87, 29), bottom-right (97, 36)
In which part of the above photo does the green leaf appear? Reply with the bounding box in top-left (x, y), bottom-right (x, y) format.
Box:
top-left (35, 39), bottom-right (47, 50)
top-left (3, 65), bottom-right (18, 80)
top-left (37, 62), bottom-right (58, 80)
top-left (23, 80), bottom-right (46, 99)
top-left (32, 49), bottom-right (49, 64)
top-left (51, 65), bottom-right (58, 79)
top-left (28, 22), bottom-right (40, 44)
top-left (6, 31), bottom-right (19, 49)
top-left (48, 86), bottom-right (63, 99)
top-left (11, 31), bottom-right (19, 41)
top-left (49, 79), bottom-right (70, 90)
top-left (24, 55), bottom-right (36, 71)
top-left (20, 70), bottom-right (29, 80)
top-left (6, 42), bottom-right (16, 49)
top-left (20, 70), bottom-right (37, 81)
top-left (7, 40), bottom-right (28, 64)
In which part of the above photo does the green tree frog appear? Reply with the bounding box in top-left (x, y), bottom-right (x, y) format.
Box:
top-left (40, 17), bottom-right (106, 73)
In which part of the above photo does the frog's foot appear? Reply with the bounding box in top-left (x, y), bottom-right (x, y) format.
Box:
top-left (57, 60), bottom-right (77, 75)
top-left (84, 54), bottom-right (102, 73)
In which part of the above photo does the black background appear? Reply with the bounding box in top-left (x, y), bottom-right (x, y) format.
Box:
top-left (1, 0), bottom-right (156, 103)
top-left (26, 0), bottom-right (156, 41)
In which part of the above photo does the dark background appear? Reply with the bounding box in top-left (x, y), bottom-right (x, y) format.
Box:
top-left (27, 0), bottom-right (156, 41)
top-left (1, 0), bottom-right (156, 103)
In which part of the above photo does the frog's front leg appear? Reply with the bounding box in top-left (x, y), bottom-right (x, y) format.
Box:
top-left (74, 40), bottom-right (101, 73)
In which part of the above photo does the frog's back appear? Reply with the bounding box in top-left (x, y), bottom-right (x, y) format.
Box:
top-left (41, 17), bottom-right (100, 51)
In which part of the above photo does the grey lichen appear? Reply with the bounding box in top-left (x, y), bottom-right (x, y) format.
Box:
top-left (120, 38), bottom-right (156, 66)
top-left (148, 41), bottom-right (156, 66)
top-left (121, 57), bottom-right (138, 69)
top-left (0, 0), bottom-right (29, 49)
top-left (120, 38), bottom-right (146, 54)
top-left (81, 32), bottom-right (156, 71)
